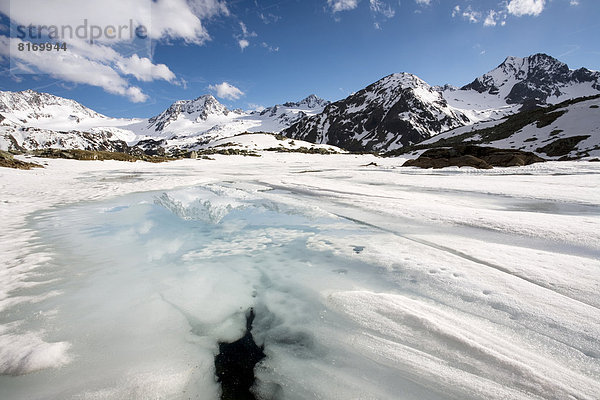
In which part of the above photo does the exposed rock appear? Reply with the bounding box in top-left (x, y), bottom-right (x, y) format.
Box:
top-left (30, 149), bottom-right (170, 163)
top-left (147, 95), bottom-right (233, 132)
top-left (284, 73), bottom-right (470, 152)
top-left (0, 150), bottom-right (42, 169)
top-left (403, 146), bottom-right (545, 169)
top-left (263, 146), bottom-right (336, 154)
top-left (536, 136), bottom-right (591, 157)
top-left (462, 53), bottom-right (600, 105)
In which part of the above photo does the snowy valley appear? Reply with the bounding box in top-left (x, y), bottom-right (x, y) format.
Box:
top-left (1, 52), bottom-right (600, 400)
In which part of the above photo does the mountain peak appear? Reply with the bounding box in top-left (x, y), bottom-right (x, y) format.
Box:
top-left (0, 89), bottom-right (104, 123)
top-left (147, 94), bottom-right (231, 132)
top-left (282, 94), bottom-right (329, 109)
top-left (462, 53), bottom-right (599, 104)
top-left (367, 73), bottom-right (435, 99)
top-left (299, 94), bottom-right (329, 108)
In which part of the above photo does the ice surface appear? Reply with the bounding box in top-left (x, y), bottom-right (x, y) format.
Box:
top-left (1, 154), bottom-right (599, 399)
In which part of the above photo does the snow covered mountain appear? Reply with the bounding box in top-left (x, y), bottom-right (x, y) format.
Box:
top-left (134, 94), bottom-right (328, 140)
top-left (284, 73), bottom-right (471, 151)
top-left (443, 54), bottom-right (600, 122)
top-left (144, 95), bottom-right (240, 134)
top-left (1, 53), bottom-right (598, 157)
top-left (253, 94), bottom-right (330, 128)
top-left (411, 94), bottom-right (600, 160)
top-left (0, 90), bottom-right (330, 154)
top-left (461, 53), bottom-right (600, 106)
top-left (0, 90), bottom-right (139, 152)
top-left (285, 53), bottom-right (600, 152)
top-left (0, 89), bottom-right (108, 128)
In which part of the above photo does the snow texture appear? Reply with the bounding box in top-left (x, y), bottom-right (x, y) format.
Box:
top-left (1, 154), bottom-right (599, 399)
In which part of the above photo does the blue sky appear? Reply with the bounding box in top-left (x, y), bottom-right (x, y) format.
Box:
top-left (0, 0), bottom-right (599, 118)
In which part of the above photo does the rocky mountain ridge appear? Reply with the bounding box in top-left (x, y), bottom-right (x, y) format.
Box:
top-left (284, 53), bottom-right (600, 152)
top-left (284, 73), bottom-right (471, 151)
top-left (1, 53), bottom-right (598, 158)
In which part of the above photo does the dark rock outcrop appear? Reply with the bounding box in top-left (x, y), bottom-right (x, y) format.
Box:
top-left (536, 135), bottom-right (591, 157)
top-left (403, 146), bottom-right (546, 169)
top-left (0, 150), bottom-right (42, 169)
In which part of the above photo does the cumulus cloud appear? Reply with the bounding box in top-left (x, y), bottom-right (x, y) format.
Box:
top-left (1, 37), bottom-right (149, 102)
top-left (0, 0), bottom-right (229, 102)
top-left (327, 0), bottom-right (359, 13)
top-left (415, 0), bottom-right (431, 5)
top-left (208, 82), bottom-right (244, 100)
top-left (115, 54), bottom-right (176, 82)
top-left (506, 0), bottom-right (546, 17)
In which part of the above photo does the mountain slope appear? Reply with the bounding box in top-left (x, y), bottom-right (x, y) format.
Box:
top-left (459, 53), bottom-right (600, 107)
top-left (406, 95), bottom-right (600, 160)
top-left (144, 95), bottom-right (238, 134)
top-left (284, 54), bottom-right (600, 153)
top-left (135, 94), bottom-right (329, 143)
top-left (0, 90), bottom-right (332, 154)
top-left (284, 73), bottom-right (470, 152)
top-left (0, 89), bottom-right (108, 129)
top-left (1, 53), bottom-right (599, 158)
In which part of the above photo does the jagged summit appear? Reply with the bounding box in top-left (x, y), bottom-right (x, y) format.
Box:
top-left (147, 94), bottom-right (234, 132)
top-left (380, 72), bottom-right (429, 87)
top-left (462, 53), bottom-right (600, 105)
top-left (281, 94), bottom-right (329, 109)
top-left (284, 71), bottom-right (470, 151)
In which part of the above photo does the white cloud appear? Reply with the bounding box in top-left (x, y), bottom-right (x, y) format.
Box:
top-left (208, 82), bottom-right (244, 100)
top-left (1, 37), bottom-right (148, 102)
top-left (247, 103), bottom-right (265, 112)
top-left (115, 54), bottom-right (175, 82)
top-left (370, 0), bottom-right (395, 18)
top-left (462, 6), bottom-right (481, 23)
top-left (258, 13), bottom-right (281, 24)
top-left (415, 0), bottom-right (431, 5)
top-left (236, 21), bottom-right (257, 51)
top-left (484, 10), bottom-right (498, 26)
top-left (506, 0), bottom-right (546, 17)
top-left (238, 39), bottom-right (249, 50)
top-left (239, 22), bottom-right (257, 38)
top-left (452, 3), bottom-right (509, 27)
top-left (452, 5), bottom-right (461, 18)
top-left (569, 0), bottom-right (579, 5)
top-left (261, 42), bottom-right (279, 52)
top-left (327, 0), bottom-right (359, 13)
top-left (0, 0), bottom-right (229, 102)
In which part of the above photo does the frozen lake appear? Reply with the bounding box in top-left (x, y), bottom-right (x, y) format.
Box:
top-left (1, 154), bottom-right (599, 399)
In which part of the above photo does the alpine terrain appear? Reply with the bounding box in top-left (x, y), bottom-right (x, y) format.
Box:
top-left (0, 53), bottom-right (598, 158)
